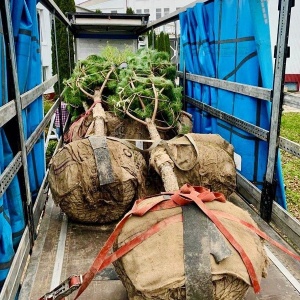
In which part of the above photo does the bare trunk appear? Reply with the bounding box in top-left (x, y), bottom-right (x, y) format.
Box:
top-left (82, 101), bottom-right (89, 112)
top-left (93, 89), bottom-right (106, 136)
top-left (146, 118), bottom-right (161, 141)
top-left (146, 118), bottom-right (179, 192)
top-left (159, 162), bottom-right (180, 192)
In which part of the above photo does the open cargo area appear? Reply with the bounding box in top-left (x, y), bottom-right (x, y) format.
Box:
top-left (19, 193), bottom-right (300, 299)
top-left (1, 0), bottom-right (300, 299)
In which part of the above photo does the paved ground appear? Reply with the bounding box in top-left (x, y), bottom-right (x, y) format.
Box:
top-left (283, 105), bottom-right (300, 113)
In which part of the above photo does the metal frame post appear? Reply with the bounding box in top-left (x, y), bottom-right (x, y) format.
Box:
top-left (260, 0), bottom-right (294, 222)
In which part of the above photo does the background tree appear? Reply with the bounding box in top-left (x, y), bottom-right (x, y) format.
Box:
top-left (157, 31), bottom-right (166, 52)
top-left (154, 31), bottom-right (158, 50)
top-left (126, 7), bottom-right (134, 14)
top-left (52, 0), bottom-right (76, 95)
top-left (147, 30), bottom-right (171, 58)
top-left (148, 30), bottom-right (153, 48)
top-left (164, 33), bottom-right (171, 56)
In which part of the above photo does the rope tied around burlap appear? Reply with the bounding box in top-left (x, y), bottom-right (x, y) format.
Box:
top-left (73, 184), bottom-right (271, 299)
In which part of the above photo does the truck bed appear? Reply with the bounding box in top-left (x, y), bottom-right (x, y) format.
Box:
top-left (19, 192), bottom-right (300, 300)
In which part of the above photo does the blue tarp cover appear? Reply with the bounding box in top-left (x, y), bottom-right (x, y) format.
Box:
top-left (1, 0), bottom-right (44, 290)
top-left (179, 0), bottom-right (286, 208)
top-left (11, 0), bottom-right (45, 199)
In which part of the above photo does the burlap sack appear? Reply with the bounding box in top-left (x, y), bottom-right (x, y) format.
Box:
top-left (150, 134), bottom-right (236, 197)
top-left (64, 111), bottom-right (192, 143)
top-left (48, 137), bottom-right (147, 223)
top-left (63, 113), bottom-right (94, 143)
top-left (113, 193), bottom-right (268, 300)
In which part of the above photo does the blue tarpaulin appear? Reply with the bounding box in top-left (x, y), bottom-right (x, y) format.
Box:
top-left (11, 0), bottom-right (45, 200)
top-left (0, 13), bottom-right (22, 289)
top-left (179, 0), bottom-right (286, 208)
top-left (1, 0), bottom-right (44, 289)
top-left (0, 132), bottom-right (15, 290)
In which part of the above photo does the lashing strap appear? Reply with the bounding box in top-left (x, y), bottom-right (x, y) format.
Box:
top-left (88, 136), bottom-right (114, 186)
top-left (73, 185), bottom-right (227, 299)
top-left (169, 187), bottom-right (261, 293)
top-left (39, 184), bottom-right (300, 300)
top-left (182, 203), bottom-right (214, 299)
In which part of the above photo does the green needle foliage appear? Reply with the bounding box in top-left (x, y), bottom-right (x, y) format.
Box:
top-left (63, 46), bottom-right (182, 128)
top-left (109, 48), bottom-right (182, 127)
top-left (148, 30), bottom-right (171, 56)
top-left (63, 55), bottom-right (114, 119)
top-left (63, 45), bottom-right (132, 118)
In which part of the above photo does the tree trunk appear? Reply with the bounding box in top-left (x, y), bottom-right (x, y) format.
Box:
top-left (93, 88), bottom-right (106, 136)
top-left (146, 118), bottom-right (179, 192)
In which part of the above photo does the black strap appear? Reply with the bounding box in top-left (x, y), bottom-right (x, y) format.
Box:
top-left (88, 136), bottom-right (114, 186)
top-left (182, 204), bottom-right (213, 299)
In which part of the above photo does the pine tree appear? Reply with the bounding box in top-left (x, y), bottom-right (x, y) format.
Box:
top-left (164, 33), bottom-right (171, 57)
top-left (148, 30), bottom-right (153, 48)
top-left (158, 31), bottom-right (165, 52)
top-left (154, 31), bottom-right (158, 50)
top-left (127, 7), bottom-right (134, 14)
top-left (52, 0), bottom-right (76, 95)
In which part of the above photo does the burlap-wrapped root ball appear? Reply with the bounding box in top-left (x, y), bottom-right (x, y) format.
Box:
top-left (113, 186), bottom-right (269, 300)
top-left (150, 133), bottom-right (236, 197)
top-left (48, 137), bottom-right (147, 223)
top-left (64, 111), bottom-right (192, 143)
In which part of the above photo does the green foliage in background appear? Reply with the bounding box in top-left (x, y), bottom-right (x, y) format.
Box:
top-left (63, 45), bottom-right (133, 120)
top-left (148, 30), bottom-right (171, 57)
top-left (280, 112), bottom-right (300, 220)
top-left (52, 0), bottom-right (76, 95)
top-left (126, 7), bottom-right (134, 14)
top-left (46, 140), bottom-right (58, 167)
top-left (44, 99), bottom-right (53, 115)
top-left (157, 32), bottom-right (166, 52)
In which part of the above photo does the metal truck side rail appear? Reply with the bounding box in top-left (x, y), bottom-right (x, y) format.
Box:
top-left (178, 71), bottom-right (272, 101)
top-left (179, 75), bottom-right (300, 159)
top-left (0, 1), bottom-right (59, 298)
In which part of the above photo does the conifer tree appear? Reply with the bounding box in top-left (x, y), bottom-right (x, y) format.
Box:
top-left (164, 32), bottom-right (171, 56)
top-left (52, 0), bottom-right (76, 95)
top-left (126, 7), bottom-right (134, 14)
top-left (158, 31), bottom-right (165, 52)
top-left (148, 30), bottom-right (153, 48)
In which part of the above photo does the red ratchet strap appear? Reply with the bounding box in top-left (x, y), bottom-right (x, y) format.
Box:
top-left (213, 210), bottom-right (300, 262)
top-left (73, 196), bottom-right (183, 299)
top-left (38, 275), bottom-right (82, 300)
top-left (73, 185), bottom-right (234, 299)
top-left (39, 184), bottom-right (300, 300)
top-left (167, 185), bottom-right (261, 293)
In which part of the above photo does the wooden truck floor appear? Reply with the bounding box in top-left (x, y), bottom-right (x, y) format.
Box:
top-left (18, 192), bottom-right (300, 300)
